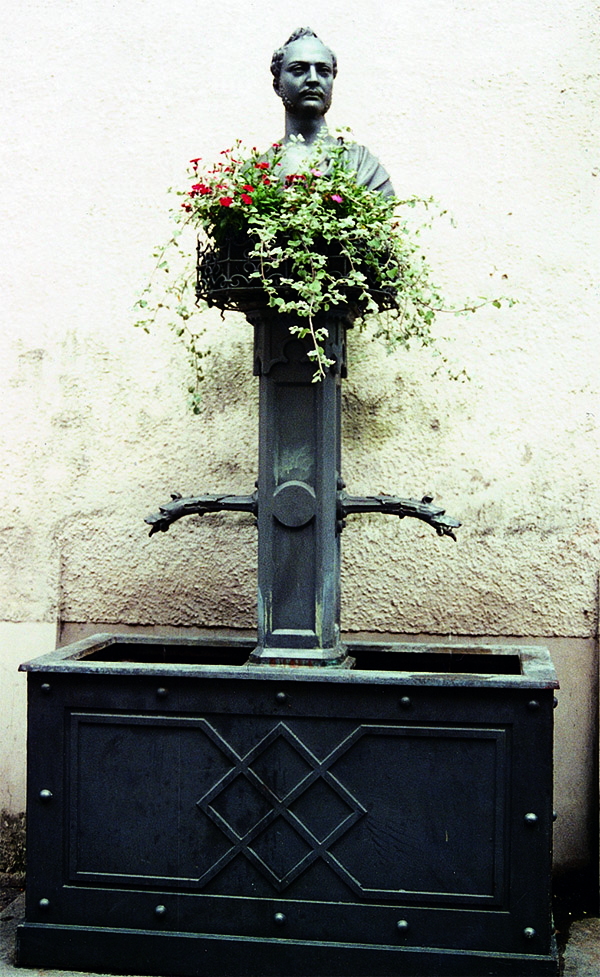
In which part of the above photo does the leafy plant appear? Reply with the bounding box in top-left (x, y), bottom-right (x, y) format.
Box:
top-left (135, 135), bottom-right (511, 410)
top-left (0, 809), bottom-right (26, 874)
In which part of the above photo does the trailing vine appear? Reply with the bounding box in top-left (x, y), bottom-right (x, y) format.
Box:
top-left (135, 135), bottom-right (512, 411)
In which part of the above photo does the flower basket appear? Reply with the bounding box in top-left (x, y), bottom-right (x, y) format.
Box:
top-left (136, 138), bottom-right (507, 399)
top-left (196, 235), bottom-right (398, 315)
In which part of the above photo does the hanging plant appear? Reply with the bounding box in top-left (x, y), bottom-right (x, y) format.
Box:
top-left (135, 135), bottom-right (511, 410)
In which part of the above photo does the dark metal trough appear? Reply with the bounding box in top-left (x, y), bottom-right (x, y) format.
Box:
top-left (17, 633), bottom-right (559, 976)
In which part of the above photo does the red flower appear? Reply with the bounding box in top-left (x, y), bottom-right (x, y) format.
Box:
top-left (181, 201), bottom-right (192, 211)
top-left (242, 184), bottom-right (255, 192)
top-left (262, 177), bottom-right (271, 186)
top-left (255, 161), bottom-right (270, 170)
top-left (190, 182), bottom-right (211, 195)
top-left (189, 157), bottom-right (201, 168)
top-left (240, 193), bottom-right (253, 205)
top-left (219, 196), bottom-right (233, 207)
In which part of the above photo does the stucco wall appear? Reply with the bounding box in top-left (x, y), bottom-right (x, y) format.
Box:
top-left (1, 0), bottom-right (598, 871)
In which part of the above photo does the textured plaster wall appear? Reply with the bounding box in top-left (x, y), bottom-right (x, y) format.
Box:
top-left (2, 0), bottom-right (598, 635)
top-left (0, 624), bottom-right (55, 813)
top-left (1, 0), bottom-right (599, 865)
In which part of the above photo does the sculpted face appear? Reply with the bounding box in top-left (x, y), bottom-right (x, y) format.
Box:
top-left (277, 36), bottom-right (335, 117)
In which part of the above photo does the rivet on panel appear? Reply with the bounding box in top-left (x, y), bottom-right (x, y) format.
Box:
top-left (553, 811), bottom-right (558, 822)
top-left (524, 812), bottom-right (538, 826)
top-left (41, 683), bottom-right (51, 694)
top-left (399, 696), bottom-right (412, 709)
top-left (553, 697), bottom-right (559, 709)
top-left (38, 898), bottom-right (50, 910)
top-left (275, 692), bottom-right (288, 704)
top-left (39, 790), bottom-right (53, 802)
top-left (396, 919), bottom-right (409, 933)
top-left (274, 912), bottom-right (286, 925)
top-left (156, 687), bottom-right (168, 699)
top-left (523, 927), bottom-right (536, 939)
top-left (527, 699), bottom-right (540, 711)
top-left (155, 905), bottom-right (167, 916)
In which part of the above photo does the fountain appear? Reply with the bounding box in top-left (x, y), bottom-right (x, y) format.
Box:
top-left (17, 27), bottom-right (558, 977)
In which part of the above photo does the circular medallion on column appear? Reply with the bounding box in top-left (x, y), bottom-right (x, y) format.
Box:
top-left (272, 480), bottom-right (317, 528)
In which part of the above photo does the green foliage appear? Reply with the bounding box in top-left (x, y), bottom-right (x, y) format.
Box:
top-left (0, 810), bottom-right (26, 874)
top-left (135, 135), bottom-right (512, 403)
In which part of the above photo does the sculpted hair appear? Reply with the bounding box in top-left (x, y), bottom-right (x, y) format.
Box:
top-left (270, 27), bottom-right (338, 90)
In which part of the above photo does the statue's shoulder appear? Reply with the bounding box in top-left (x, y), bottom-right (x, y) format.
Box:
top-left (337, 139), bottom-right (395, 199)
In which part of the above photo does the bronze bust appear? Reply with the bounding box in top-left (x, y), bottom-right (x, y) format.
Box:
top-left (271, 27), bottom-right (394, 198)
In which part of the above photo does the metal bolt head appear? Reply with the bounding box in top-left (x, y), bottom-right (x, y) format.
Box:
top-left (274, 912), bottom-right (286, 925)
top-left (524, 812), bottom-right (538, 826)
top-left (40, 683), bottom-right (51, 694)
top-left (156, 687), bottom-right (168, 698)
top-left (38, 898), bottom-right (50, 910)
top-left (155, 904), bottom-right (167, 916)
top-left (275, 692), bottom-right (288, 704)
top-left (523, 927), bottom-right (536, 939)
top-left (553, 697), bottom-right (559, 709)
top-left (527, 699), bottom-right (540, 711)
top-left (396, 919), bottom-right (409, 933)
top-left (399, 696), bottom-right (412, 709)
top-left (39, 789), bottom-right (53, 802)
top-left (553, 811), bottom-right (558, 822)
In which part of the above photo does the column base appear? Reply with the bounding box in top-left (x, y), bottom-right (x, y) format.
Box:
top-left (248, 644), bottom-right (353, 667)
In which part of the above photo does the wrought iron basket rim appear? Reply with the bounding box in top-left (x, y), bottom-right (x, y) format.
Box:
top-left (196, 240), bottom-right (398, 314)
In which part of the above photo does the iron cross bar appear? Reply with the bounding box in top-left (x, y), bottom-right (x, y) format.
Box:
top-left (146, 490), bottom-right (459, 540)
top-left (145, 492), bottom-right (258, 537)
top-left (338, 492), bottom-right (460, 541)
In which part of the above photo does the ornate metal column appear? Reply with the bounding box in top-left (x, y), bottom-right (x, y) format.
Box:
top-left (248, 307), bottom-right (351, 665)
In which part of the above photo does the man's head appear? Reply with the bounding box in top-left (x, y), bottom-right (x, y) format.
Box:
top-left (271, 28), bottom-right (337, 117)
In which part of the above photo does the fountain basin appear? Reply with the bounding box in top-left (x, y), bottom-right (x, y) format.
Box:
top-left (17, 634), bottom-right (559, 976)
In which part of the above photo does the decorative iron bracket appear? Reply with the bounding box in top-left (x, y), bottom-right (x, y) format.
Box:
top-left (338, 492), bottom-right (460, 541)
top-left (145, 492), bottom-right (258, 537)
top-left (146, 490), bottom-right (459, 540)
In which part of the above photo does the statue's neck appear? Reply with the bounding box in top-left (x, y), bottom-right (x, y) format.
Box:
top-left (283, 113), bottom-right (330, 147)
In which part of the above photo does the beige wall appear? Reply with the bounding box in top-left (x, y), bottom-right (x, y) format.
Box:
top-left (1, 0), bottom-right (598, 873)
top-left (0, 624), bottom-right (55, 813)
